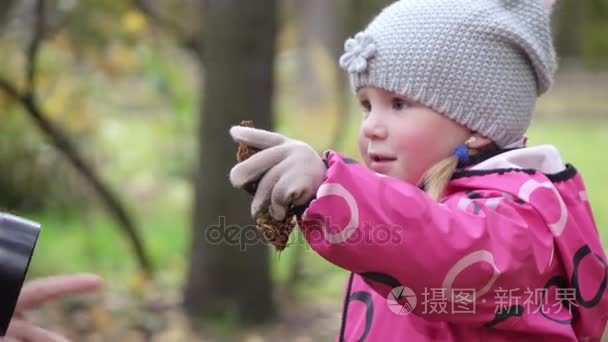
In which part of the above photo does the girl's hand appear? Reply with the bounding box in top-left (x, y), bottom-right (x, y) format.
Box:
top-left (4, 273), bottom-right (103, 342)
top-left (229, 126), bottom-right (325, 220)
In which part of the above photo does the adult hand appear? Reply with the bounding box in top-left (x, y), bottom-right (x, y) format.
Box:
top-left (3, 273), bottom-right (103, 342)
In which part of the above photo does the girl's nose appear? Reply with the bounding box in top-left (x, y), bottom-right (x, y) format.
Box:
top-left (362, 112), bottom-right (388, 140)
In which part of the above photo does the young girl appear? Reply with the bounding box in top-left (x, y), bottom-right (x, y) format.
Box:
top-left (230, 0), bottom-right (608, 340)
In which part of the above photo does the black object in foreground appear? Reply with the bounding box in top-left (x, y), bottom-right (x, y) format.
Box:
top-left (0, 213), bottom-right (41, 336)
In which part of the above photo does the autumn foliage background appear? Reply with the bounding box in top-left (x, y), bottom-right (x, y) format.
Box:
top-left (0, 0), bottom-right (607, 340)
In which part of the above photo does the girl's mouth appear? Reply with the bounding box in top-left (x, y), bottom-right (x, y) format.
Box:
top-left (369, 154), bottom-right (397, 172)
top-left (369, 153), bottom-right (397, 163)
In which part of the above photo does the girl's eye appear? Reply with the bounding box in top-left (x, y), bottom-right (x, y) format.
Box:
top-left (392, 98), bottom-right (407, 110)
top-left (360, 99), bottom-right (371, 113)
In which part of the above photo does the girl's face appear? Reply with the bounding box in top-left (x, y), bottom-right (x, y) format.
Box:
top-left (357, 86), bottom-right (472, 184)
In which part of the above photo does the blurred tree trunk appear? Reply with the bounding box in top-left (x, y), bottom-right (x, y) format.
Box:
top-left (553, 0), bottom-right (583, 61)
top-left (184, 0), bottom-right (277, 324)
top-left (285, 0), bottom-right (393, 291)
top-left (327, 0), bottom-right (392, 150)
top-left (290, 0), bottom-right (338, 107)
top-left (581, 0), bottom-right (608, 68)
top-left (0, 0), bottom-right (17, 27)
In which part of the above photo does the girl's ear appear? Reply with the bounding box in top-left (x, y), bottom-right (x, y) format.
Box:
top-left (466, 133), bottom-right (493, 150)
top-left (544, 0), bottom-right (556, 12)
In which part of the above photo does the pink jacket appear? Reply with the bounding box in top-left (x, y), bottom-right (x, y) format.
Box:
top-left (297, 146), bottom-right (608, 341)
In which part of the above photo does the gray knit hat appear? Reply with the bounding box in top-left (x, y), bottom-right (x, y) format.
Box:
top-left (339, 0), bottom-right (557, 147)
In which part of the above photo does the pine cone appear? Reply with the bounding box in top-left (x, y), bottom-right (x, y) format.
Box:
top-left (236, 120), bottom-right (295, 251)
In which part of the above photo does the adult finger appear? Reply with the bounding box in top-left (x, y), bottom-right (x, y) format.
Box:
top-left (6, 319), bottom-right (69, 342)
top-left (16, 274), bottom-right (103, 312)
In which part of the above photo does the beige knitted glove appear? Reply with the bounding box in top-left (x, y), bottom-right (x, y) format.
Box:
top-left (229, 126), bottom-right (325, 221)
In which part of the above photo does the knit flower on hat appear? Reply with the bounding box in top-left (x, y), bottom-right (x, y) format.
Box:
top-left (339, 32), bottom-right (377, 74)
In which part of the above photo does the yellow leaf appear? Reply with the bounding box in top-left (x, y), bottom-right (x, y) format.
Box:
top-left (90, 305), bottom-right (113, 332)
top-left (107, 44), bottom-right (138, 73)
top-left (128, 271), bottom-right (151, 296)
top-left (122, 10), bottom-right (147, 35)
